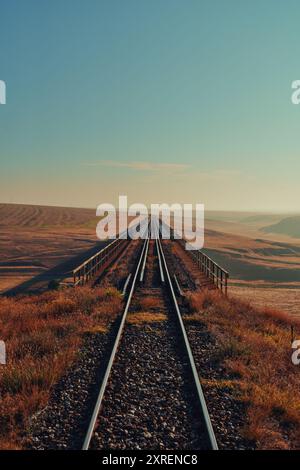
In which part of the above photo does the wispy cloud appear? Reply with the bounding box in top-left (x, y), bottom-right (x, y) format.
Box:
top-left (83, 160), bottom-right (190, 172)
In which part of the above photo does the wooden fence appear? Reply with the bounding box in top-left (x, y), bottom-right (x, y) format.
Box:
top-left (73, 238), bottom-right (128, 286)
top-left (172, 232), bottom-right (229, 295)
top-left (189, 248), bottom-right (229, 295)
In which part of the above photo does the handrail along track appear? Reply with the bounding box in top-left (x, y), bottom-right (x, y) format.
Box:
top-left (189, 247), bottom-right (229, 295)
top-left (73, 238), bottom-right (128, 286)
top-left (73, 220), bottom-right (149, 287)
top-left (169, 225), bottom-right (229, 295)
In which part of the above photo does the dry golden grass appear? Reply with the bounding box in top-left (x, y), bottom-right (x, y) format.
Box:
top-left (137, 296), bottom-right (162, 310)
top-left (230, 283), bottom-right (300, 318)
top-left (0, 286), bottom-right (122, 449)
top-left (185, 289), bottom-right (300, 449)
top-left (127, 311), bottom-right (167, 325)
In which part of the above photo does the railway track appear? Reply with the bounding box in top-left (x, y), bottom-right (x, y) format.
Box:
top-left (82, 223), bottom-right (218, 450)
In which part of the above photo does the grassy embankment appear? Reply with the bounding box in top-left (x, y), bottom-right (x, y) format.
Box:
top-left (0, 286), bottom-right (122, 449)
top-left (185, 289), bottom-right (300, 449)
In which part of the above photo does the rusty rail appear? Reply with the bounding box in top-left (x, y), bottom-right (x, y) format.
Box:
top-left (73, 238), bottom-right (128, 286)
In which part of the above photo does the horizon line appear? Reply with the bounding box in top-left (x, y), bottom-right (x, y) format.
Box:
top-left (1, 201), bottom-right (300, 215)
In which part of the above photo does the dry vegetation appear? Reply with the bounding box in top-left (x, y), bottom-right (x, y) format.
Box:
top-left (127, 312), bottom-right (167, 324)
top-left (185, 289), bottom-right (300, 449)
top-left (0, 204), bottom-right (100, 293)
top-left (0, 203), bottom-right (96, 228)
top-left (204, 214), bottom-right (300, 317)
top-left (0, 204), bottom-right (138, 293)
top-left (136, 296), bottom-right (162, 310)
top-left (0, 286), bottom-right (122, 449)
top-left (128, 296), bottom-right (167, 325)
top-left (230, 282), bottom-right (300, 317)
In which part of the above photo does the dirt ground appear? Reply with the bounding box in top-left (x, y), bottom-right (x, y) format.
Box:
top-left (1, 203), bottom-right (300, 316)
top-left (0, 204), bottom-right (100, 294)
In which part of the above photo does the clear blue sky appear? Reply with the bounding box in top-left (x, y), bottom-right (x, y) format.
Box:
top-left (1, 0), bottom-right (300, 210)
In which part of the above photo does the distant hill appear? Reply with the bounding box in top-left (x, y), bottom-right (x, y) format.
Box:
top-left (240, 214), bottom-right (285, 225)
top-left (0, 203), bottom-right (96, 227)
top-left (262, 216), bottom-right (300, 238)
top-left (206, 212), bottom-right (291, 229)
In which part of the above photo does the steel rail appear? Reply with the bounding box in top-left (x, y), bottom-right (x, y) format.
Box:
top-left (73, 219), bottom-right (149, 286)
top-left (139, 238), bottom-right (149, 283)
top-left (83, 220), bottom-right (217, 450)
top-left (82, 236), bottom-right (149, 450)
top-left (173, 274), bottom-right (184, 297)
top-left (155, 238), bottom-right (165, 283)
top-left (156, 234), bottom-right (218, 450)
top-left (122, 274), bottom-right (132, 297)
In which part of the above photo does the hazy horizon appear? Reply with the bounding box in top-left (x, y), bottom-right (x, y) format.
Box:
top-left (1, 1), bottom-right (300, 211)
top-left (1, 200), bottom-right (300, 216)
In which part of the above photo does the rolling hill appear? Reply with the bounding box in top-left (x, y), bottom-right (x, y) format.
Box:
top-left (262, 216), bottom-right (300, 238)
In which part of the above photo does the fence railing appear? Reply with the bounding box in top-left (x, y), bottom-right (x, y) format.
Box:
top-left (189, 248), bottom-right (229, 295)
top-left (169, 228), bottom-right (229, 295)
top-left (73, 238), bottom-right (128, 286)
